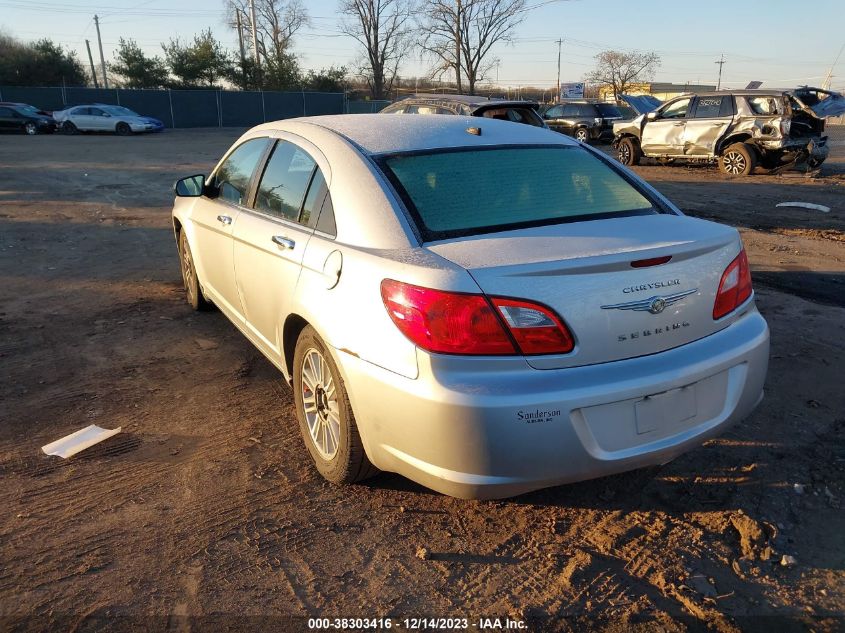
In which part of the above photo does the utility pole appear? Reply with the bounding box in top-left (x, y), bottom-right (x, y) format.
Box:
top-left (455, 0), bottom-right (463, 94)
top-left (94, 15), bottom-right (108, 89)
top-left (556, 38), bottom-right (563, 101)
top-left (248, 0), bottom-right (260, 69)
top-left (235, 9), bottom-right (247, 84)
top-left (822, 41), bottom-right (845, 90)
top-left (715, 53), bottom-right (725, 91)
top-left (85, 39), bottom-right (99, 89)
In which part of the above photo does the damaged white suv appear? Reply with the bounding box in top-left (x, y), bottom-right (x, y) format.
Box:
top-left (613, 87), bottom-right (845, 175)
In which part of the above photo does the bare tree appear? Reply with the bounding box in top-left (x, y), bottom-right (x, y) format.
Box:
top-left (339, 0), bottom-right (413, 100)
top-left (226, 0), bottom-right (309, 87)
top-left (419, 0), bottom-right (526, 95)
top-left (584, 50), bottom-right (660, 102)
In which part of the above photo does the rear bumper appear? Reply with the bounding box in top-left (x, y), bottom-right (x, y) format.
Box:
top-left (337, 308), bottom-right (769, 499)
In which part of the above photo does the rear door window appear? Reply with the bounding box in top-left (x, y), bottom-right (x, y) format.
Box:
top-left (544, 105), bottom-right (565, 118)
top-left (562, 105), bottom-right (579, 116)
top-left (693, 96), bottom-right (733, 118)
top-left (254, 141), bottom-right (317, 221)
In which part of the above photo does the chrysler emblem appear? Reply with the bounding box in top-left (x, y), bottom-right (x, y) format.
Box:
top-left (601, 288), bottom-right (697, 313)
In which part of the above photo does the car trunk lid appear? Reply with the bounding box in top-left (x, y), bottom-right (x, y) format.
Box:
top-left (425, 214), bottom-right (742, 369)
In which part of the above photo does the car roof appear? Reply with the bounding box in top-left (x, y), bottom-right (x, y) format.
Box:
top-left (250, 113), bottom-right (575, 155)
top-left (668, 90), bottom-right (786, 99)
top-left (394, 94), bottom-right (539, 108)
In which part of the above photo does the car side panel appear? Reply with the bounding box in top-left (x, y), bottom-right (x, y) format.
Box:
top-left (190, 197), bottom-right (245, 319)
top-left (641, 119), bottom-right (686, 154)
top-left (233, 210), bottom-right (314, 360)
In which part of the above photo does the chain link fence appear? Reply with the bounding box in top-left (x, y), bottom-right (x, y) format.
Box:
top-left (0, 86), bottom-right (361, 128)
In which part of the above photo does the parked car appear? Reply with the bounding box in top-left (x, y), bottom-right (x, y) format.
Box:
top-left (53, 104), bottom-right (162, 135)
top-left (171, 114), bottom-right (769, 499)
top-left (613, 87), bottom-right (845, 175)
top-left (0, 102), bottom-right (57, 134)
top-left (380, 94), bottom-right (546, 128)
top-left (541, 100), bottom-right (624, 142)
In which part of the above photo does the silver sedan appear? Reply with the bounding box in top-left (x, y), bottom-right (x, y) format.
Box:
top-left (171, 115), bottom-right (769, 499)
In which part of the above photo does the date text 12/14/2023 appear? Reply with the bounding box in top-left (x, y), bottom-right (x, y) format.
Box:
top-left (307, 617), bottom-right (528, 630)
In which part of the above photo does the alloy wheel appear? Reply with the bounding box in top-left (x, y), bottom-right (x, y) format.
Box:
top-left (722, 151), bottom-right (746, 175)
top-left (24, 123), bottom-right (37, 135)
top-left (576, 129), bottom-right (588, 142)
top-left (180, 239), bottom-right (196, 305)
top-left (300, 348), bottom-right (340, 460)
top-left (619, 144), bottom-right (631, 164)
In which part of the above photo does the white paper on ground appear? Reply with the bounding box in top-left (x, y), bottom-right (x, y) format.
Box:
top-left (41, 424), bottom-right (122, 459)
top-left (775, 202), bottom-right (831, 213)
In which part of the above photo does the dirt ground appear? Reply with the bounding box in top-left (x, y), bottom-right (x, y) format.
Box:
top-left (1, 128), bottom-right (843, 632)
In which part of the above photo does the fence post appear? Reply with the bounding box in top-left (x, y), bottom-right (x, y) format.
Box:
top-left (115, 88), bottom-right (120, 105)
top-left (261, 90), bottom-right (266, 122)
top-left (168, 89), bottom-right (175, 128)
top-left (217, 90), bottom-right (222, 127)
top-left (302, 88), bottom-right (306, 117)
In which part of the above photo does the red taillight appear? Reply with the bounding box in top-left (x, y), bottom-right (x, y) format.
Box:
top-left (713, 249), bottom-right (753, 319)
top-left (380, 280), bottom-right (516, 355)
top-left (380, 280), bottom-right (574, 356)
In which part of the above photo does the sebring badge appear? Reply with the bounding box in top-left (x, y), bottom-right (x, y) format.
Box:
top-left (601, 288), bottom-right (698, 315)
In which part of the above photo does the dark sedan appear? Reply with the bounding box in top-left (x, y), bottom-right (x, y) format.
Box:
top-left (0, 103), bottom-right (57, 135)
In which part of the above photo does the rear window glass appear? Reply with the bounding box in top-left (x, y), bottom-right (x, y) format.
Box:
top-left (380, 146), bottom-right (656, 241)
top-left (480, 107), bottom-right (544, 127)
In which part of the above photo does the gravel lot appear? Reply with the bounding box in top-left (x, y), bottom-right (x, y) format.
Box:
top-left (1, 128), bottom-right (843, 632)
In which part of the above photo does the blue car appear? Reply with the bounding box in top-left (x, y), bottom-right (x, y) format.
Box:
top-left (140, 116), bottom-right (165, 132)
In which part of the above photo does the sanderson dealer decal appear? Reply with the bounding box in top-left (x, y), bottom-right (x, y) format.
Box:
top-left (517, 408), bottom-right (561, 424)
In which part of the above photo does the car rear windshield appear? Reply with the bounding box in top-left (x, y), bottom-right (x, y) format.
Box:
top-left (478, 107), bottom-right (545, 127)
top-left (595, 104), bottom-right (622, 117)
top-left (379, 145), bottom-right (657, 241)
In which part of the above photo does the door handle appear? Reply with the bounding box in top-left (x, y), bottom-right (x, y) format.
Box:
top-left (673, 122), bottom-right (685, 126)
top-left (217, 214), bottom-right (232, 225)
top-left (272, 235), bottom-right (295, 250)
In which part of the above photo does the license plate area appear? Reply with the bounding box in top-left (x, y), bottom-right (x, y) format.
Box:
top-left (634, 385), bottom-right (697, 435)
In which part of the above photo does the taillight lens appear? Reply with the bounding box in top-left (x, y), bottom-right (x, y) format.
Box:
top-left (490, 297), bottom-right (574, 354)
top-left (713, 249), bottom-right (753, 319)
top-left (380, 280), bottom-right (574, 356)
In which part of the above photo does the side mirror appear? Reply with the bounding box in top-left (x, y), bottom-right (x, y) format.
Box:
top-left (646, 111), bottom-right (658, 121)
top-left (174, 174), bottom-right (206, 197)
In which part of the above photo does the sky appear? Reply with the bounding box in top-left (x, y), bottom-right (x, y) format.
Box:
top-left (2, 0), bottom-right (844, 92)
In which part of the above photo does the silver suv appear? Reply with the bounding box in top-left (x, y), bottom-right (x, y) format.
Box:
top-left (612, 87), bottom-right (845, 175)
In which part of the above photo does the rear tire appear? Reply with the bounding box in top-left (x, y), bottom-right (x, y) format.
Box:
top-left (62, 121), bottom-right (78, 135)
top-left (617, 137), bottom-right (641, 166)
top-left (574, 127), bottom-right (589, 143)
top-left (719, 143), bottom-right (757, 176)
top-left (24, 122), bottom-right (37, 135)
top-left (293, 326), bottom-right (377, 485)
top-left (178, 231), bottom-right (211, 311)
top-left (116, 122), bottom-right (132, 136)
